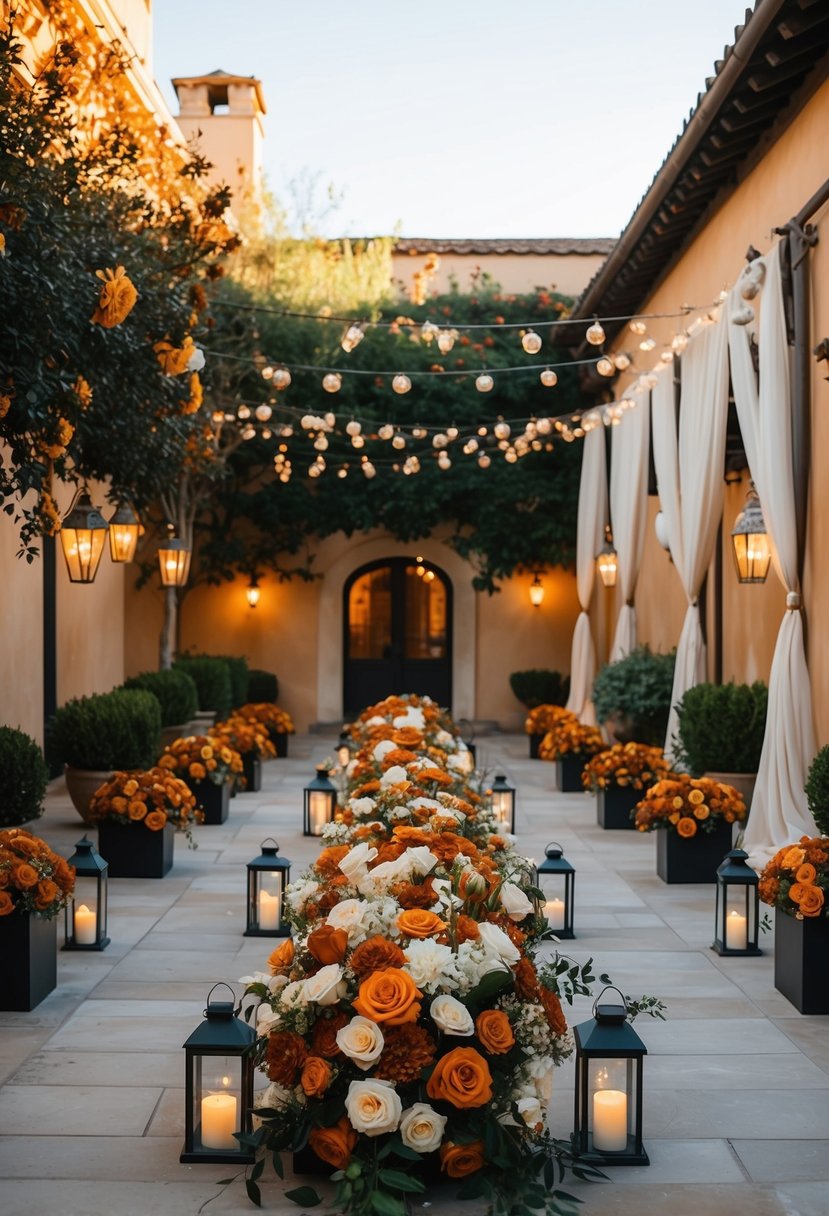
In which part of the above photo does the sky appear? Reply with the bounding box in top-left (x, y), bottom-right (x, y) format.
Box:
top-left (153, 0), bottom-right (753, 240)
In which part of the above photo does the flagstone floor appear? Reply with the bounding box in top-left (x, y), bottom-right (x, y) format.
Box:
top-left (1, 733), bottom-right (828, 1216)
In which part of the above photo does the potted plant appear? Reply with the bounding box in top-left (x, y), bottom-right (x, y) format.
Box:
top-left (0, 727), bottom-right (49, 827)
top-left (0, 827), bottom-right (75, 1010)
top-left (47, 689), bottom-right (162, 822)
top-left (87, 768), bottom-right (201, 877)
top-left (212, 714), bottom-right (276, 793)
top-left (123, 668), bottom-right (200, 748)
top-left (674, 681), bottom-right (768, 807)
top-left (236, 702), bottom-right (295, 757)
top-left (524, 705), bottom-right (578, 760)
top-left (633, 775), bottom-right (747, 883)
top-left (593, 646), bottom-right (676, 747)
top-left (582, 743), bottom-right (673, 830)
top-left (539, 719), bottom-right (606, 792)
top-left (759, 834), bottom-right (829, 1014)
top-left (247, 668), bottom-right (279, 703)
top-left (173, 656), bottom-right (233, 725)
top-left (157, 736), bottom-right (241, 824)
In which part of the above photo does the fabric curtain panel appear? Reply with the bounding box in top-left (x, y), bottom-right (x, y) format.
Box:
top-left (727, 245), bottom-right (817, 862)
top-left (608, 390), bottom-right (650, 661)
top-left (566, 424), bottom-right (607, 724)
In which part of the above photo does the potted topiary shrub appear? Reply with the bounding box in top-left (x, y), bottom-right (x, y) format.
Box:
top-left (47, 689), bottom-right (162, 822)
top-left (674, 681), bottom-right (768, 808)
top-left (0, 727), bottom-right (49, 827)
top-left (511, 671), bottom-right (572, 757)
top-left (592, 646), bottom-right (676, 748)
top-left (173, 656), bottom-right (233, 724)
top-left (123, 669), bottom-right (199, 749)
top-left (247, 669), bottom-right (279, 703)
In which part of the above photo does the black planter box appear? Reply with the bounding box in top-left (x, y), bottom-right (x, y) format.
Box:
top-left (273, 732), bottom-right (289, 758)
top-left (555, 755), bottom-right (587, 792)
top-left (1, 912), bottom-right (57, 1011)
top-left (241, 754), bottom-right (263, 793)
top-left (189, 778), bottom-right (230, 824)
top-left (529, 732), bottom-right (545, 759)
top-left (774, 907), bottom-right (829, 1014)
top-left (596, 785), bottom-right (641, 830)
top-left (98, 819), bottom-right (175, 878)
top-left (656, 818), bottom-right (733, 884)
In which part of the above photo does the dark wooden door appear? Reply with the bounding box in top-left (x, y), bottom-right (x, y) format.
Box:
top-left (343, 558), bottom-right (452, 715)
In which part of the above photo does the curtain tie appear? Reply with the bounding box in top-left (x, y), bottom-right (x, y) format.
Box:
top-left (786, 591), bottom-right (802, 610)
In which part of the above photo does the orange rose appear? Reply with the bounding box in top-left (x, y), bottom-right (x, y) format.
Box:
top-left (540, 986), bottom-right (568, 1036)
top-left (798, 885), bottom-right (825, 917)
top-left (426, 1047), bottom-right (493, 1109)
top-left (796, 863), bottom-right (817, 884)
top-left (128, 800), bottom-right (147, 820)
top-left (144, 810), bottom-right (167, 831)
top-left (0, 890), bottom-right (14, 916)
top-left (268, 938), bottom-right (294, 974)
top-left (309, 1116), bottom-right (357, 1169)
top-left (11, 863), bottom-right (38, 889)
top-left (397, 908), bottom-right (446, 939)
top-left (475, 1010), bottom-right (515, 1054)
top-left (300, 1055), bottom-right (332, 1098)
top-left (189, 762), bottom-right (206, 780)
top-left (440, 1141), bottom-right (485, 1177)
top-left (676, 817), bottom-right (697, 838)
top-left (34, 879), bottom-right (60, 910)
top-left (352, 967), bottom-right (422, 1025)
top-left (307, 925), bottom-right (348, 965)
top-left (781, 846), bottom-right (806, 870)
top-left (788, 883), bottom-right (807, 904)
top-left (693, 804), bottom-right (710, 820)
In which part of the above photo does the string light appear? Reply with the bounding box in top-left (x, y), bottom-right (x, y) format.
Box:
top-left (521, 330), bottom-right (542, 354)
top-left (596, 357), bottom-right (615, 377)
top-left (639, 337), bottom-right (656, 352)
top-left (586, 320), bottom-right (606, 346)
top-left (341, 323), bottom-right (364, 353)
top-left (540, 368), bottom-right (558, 387)
top-left (476, 373), bottom-right (494, 393)
top-left (272, 368), bottom-right (291, 390)
top-left (420, 321), bottom-right (439, 344)
top-left (671, 332), bottom-right (689, 353)
top-left (613, 353), bottom-right (631, 371)
top-left (392, 374), bottom-right (412, 394)
top-left (437, 329), bottom-right (457, 353)
top-left (255, 404), bottom-right (272, 421)
top-left (322, 372), bottom-right (342, 393)
top-left (629, 320), bottom-right (647, 336)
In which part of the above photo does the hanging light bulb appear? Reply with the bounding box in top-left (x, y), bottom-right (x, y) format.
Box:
top-left (362, 461), bottom-right (376, 479)
top-left (596, 525), bottom-right (618, 588)
top-left (272, 368), bottom-right (292, 390)
top-left (536, 417), bottom-right (552, 435)
top-left (420, 320), bottom-right (439, 344)
top-left (341, 323), bottom-right (364, 353)
top-left (504, 448), bottom-right (518, 464)
top-left (378, 423), bottom-right (394, 440)
top-left (322, 373), bottom-right (342, 393)
top-left (346, 419), bottom-right (361, 437)
top-left (255, 404), bottom-right (272, 422)
top-left (446, 426), bottom-right (459, 441)
top-left (412, 425), bottom-right (427, 439)
top-left (314, 435), bottom-right (329, 451)
top-left (476, 373), bottom-right (494, 393)
top-left (351, 434), bottom-right (365, 449)
top-left (463, 438), bottom-right (478, 454)
top-left (308, 464), bottom-right (321, 478)
top-left (596, 356), bottom-right (615, 377)
top-left (494, 421), bottom-right (511, 440)
top-left (629, 320), bottom-right (647, 336)
top-left (237, 404), bottom-right (251, 420)
top-left (540, 368), bottom-right (558, 388)
top-left (324, 412), bottom-right (336, 429)
top-left (246, 577), bottom-right (261, 608)
top-left (478, 453), bottom-right (491, 469)
top-left (437, 328), bottom-right (457, 354)
top-left (392, 374), bottom-right (412, 395)
top-left (392, 432), bottom-right (406, 450)
top-left (242, 425), bottom-right (256, 440)
top-left (671, 332), bottom-right (689, 354)
top-left (639, 337), bottom-right (656, 352)
top-left (337, 466), bottom-right (349, 479)
top-left (437, 451), bottom-right (451, 469)
top-left (522, 330), bottom-right (542, 355)
top-left (613, 352), bottom-right (631, 371)
top-left (731, 483), bottom-right (771, 583)
top-left (261, 365), bottom-right (274, 381)
top-left (586, 320), bottom-right (606, 346)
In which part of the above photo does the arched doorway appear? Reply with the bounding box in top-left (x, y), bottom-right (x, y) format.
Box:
top-left (343, 557), bottom-right (452, 714)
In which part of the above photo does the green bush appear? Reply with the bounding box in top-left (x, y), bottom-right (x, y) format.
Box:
top-left (674, 681), bottom-right (768, 775)
top-left (593, 646), bottom-right (676, 748)
top-left (0, 726), bottom-right (49, 826)
top-left (122, 669), bottom-right (199, 727)
top-left (509, 669), bottom-right (570, 709)
top-left (173, 657), bottom-right (233, 719)
top-left (47, 689), bottom-right (161, 771)
top-left (216, 655), bottom-right (249, 708)
top-left (805, 745), bottom-right (829, 836)
top-left (247, 668), bottom-right (279, 703)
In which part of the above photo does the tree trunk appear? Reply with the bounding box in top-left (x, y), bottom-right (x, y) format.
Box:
top-left (160, 586), bottom-right (178, 670)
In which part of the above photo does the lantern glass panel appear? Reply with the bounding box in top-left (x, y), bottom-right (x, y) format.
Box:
top-left (597, 551), bottom-right (617, 587)
top-left (72, 875), bottom-right (105, 946)
top-left (61, 525), bottom-right (107, 583)
top-left (307, 789), bottom-right (331, 836)
top-left (731, 532), bottom-right (771, 583)
top-left (254, 871), bottom-right (283, 931)
top-left (193, 1056), bottom-right (245, 1153)
top-left (589, 1058), bottom-right (634, 1153)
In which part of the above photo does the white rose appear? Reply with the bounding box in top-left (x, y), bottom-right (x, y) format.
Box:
top-left (478, 922), bottom-right (521, 964)
top-left (280, 980), bottom-right (308, 1009)
top-left (399, 1102), bottom-right (447, 1153)
top-left (373, 739), bottom-right (397, 762)
top-left (326, 898), bottom-right (373, 943)
top-left (499, 881), bottom-right (534, 922)
top-left (346, 1078), bottom-right (402, 1137)
top-left (349, 796), bottom-right (376, 818)
top-left (255, 1003), bottom-right (280, 1035)
top-left (404, 939), bottom-right (457, 993)
top-left (286, 879), bottom-right (320, 912)
top-left (430, 994), bottom-right (474, 1036)
top-left (303, 963), bottom-right (346, 1006)
top-left (410, 795), bottom-right (442, 811)
top-left (435, 729), bottom-right (454, 748)
top-left (366, 716), bottom-right (386, 726)
top-left (338, 842), bottom-right (378, 882)
top-left (381, 765), bottom-right (408, 786)
top-left (336, 1016), bottom-right (385, 1070)
top-left (405, 845), bottom-right (438, 877)
top-left (528, 1058), bottom-right (554, 1104)
top-left (516, 1095), bottom-right (544, 1130)
top-left (186, 345), bottom-right (206, 372)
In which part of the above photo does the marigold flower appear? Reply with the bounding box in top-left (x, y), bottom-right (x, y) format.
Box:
top-left (350, 935), bottom-right (406, 977)
top-left (374, 1023), bottom-right (436, 1083)
top-left (91, 266), bottom-right (138, 328)
top-left (267, 1030), bottom-right (307, 1085)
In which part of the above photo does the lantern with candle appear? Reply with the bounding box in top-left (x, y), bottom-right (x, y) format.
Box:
top-left (303, 765), bottom-right (337, 837)
top-left (181, 983), bottom-right (256, 1164)
top-left (490, 773), bottom-right (516, 834)
top-left (63, 836), bottom-right (109, 951)
top-left (244, 838), bottom-right (291, 937)
top-left (537, 841), bottom-right (575, 939)
top-left (712, 849), bottom-right (762, 957)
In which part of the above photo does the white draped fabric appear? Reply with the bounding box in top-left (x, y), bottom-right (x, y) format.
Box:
top-left (727, 245), bottom-right (817, 862)
top-left (653, 317), bottom-right (730, 760)
top-left (566, 425), bottom-right (607, 724)
top-left (608, 390), bottom-right (650, 661)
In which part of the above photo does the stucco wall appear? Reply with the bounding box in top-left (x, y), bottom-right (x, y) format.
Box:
top-left (392, 251), bottom-right (608, 300)
top-left (0, 486), bottom-right (43, 742)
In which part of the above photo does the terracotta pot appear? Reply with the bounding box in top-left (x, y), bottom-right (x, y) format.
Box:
top-left (64, 766), bottom-right (114, 823)
top-left (704, 771), bottom-right (757, 811)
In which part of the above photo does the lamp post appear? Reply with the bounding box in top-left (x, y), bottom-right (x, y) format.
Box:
top-left (63, 836), bottom-right (109, 951)
top-left (712, 849), bottom-right (762, 956)
top-left (596, 525), bottom-right (618, 588)
top-left (731, 484), bottom-right (771, 583)
top-left (490, 774), bottom-right (516, 834)
top-left (303, 765), bottom-right (337, 837)
top-left (244, 839), bottom-right (291, 937)
top-left (537, 842), bottom-right (575, 939)
top-left (107, 502), bottom-right (141, 563)
top-left (59, 488), bottom-right (108, 583)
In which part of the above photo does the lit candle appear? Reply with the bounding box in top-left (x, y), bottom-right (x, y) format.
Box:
top-left (726, 909), bottom-right (747, 950)
top-left (201, 1091), bottom-right (238, 1151)
top-left (309, 792), bottom-right (329, 836)
top-left (592, 1088), bottom-right (628, 1152)
top-left (258, 889), bottom-right (280, 931)
top-left (74, 903), bottom-right (97, 945)
top-left (544, 898), bottom-right (565, 930)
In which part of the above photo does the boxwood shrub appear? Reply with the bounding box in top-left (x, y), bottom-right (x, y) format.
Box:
top-left (47, 689), bottom-right (161, 771)
top-left (0, 726), bottom-right (49, 826)
top-left (173, 656), bottom-right (233, 719)
top-left (123, 669), bottom-right (199, 727)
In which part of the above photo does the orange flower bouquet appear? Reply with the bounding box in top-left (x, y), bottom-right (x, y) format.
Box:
top-left (87, 768), bottom-right (202, 844)
top-left (157, 735), bottom-right (242, 785)
top-left (213, 715), bottom-right (276, 760)
top-left (0, 828), bottom-right (75, 919)
top-left (524, 704), bottom-right (577, 736)
top-left (238, 703), bottom-right (295, 735)
top-left (759, 836), bottom-right (828, 919)
top-left (633, 774), bottom-right (747, 836)
top-left (582, 743), bottom-right (672, 793)
top-left (538, 719), bottom-right (606, 760)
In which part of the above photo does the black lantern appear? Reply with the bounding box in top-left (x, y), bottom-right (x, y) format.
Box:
top-left (59, 489), bottom-right (108, 583)
top-left (596, 525), bottom-right (618, 588)
top-left (181, 983), bottom-right (256, 1164)
top-left (244, 838), bottom-right (291, 937)
top-left (336, 731), bottom-right (351, 770)
top-left (731, 483), bottom-right (771, 584)
top-left (537, 841), bottom-right (575, 940)
top-left (303, 764), bottom-right (337, 837)
top-left (712, 848), bottom-right (762, 957)
top-left (457, 717), bottom-right (477, 768)
top-left (63, 836), bottom-right (109, 951)
top-left (107, 501), bottom-right (141, 563)
top-left (491, 773), bottom-right (516, 834)
top-left (573, 986), bottom-right (648, 1167)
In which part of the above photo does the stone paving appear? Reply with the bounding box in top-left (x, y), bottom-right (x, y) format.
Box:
top-left (1, 733), bottom-right (828, 1216)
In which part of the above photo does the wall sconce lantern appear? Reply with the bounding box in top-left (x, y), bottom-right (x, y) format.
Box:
top-left (107, 501), bottom-right (141, 563)
top-left (303, 764), bottom-right (338, 837)
top-left (537, 841), bottom-right (575, 940)
top-left (731, 484), bottom-right (771, 584)
top-left (572, 986), bottom-right (648, 1167)
top-left (158, 526), bottom-right (191, 588)
top-left (245, 577), bottom-right (261, 608)
top-left (596, 525), bottom-right (618, 588)
top-left (529, 573), bottom-right (545, 608)
top-left (59, 488), bottom-right (108, 584)
top-left (244, 838), bottom-right (291, 938)
top-left (180, 983), bottom-right (256, 1165)
top-left (712, 849), bottom-right (762, 957)
top-left (63, 836), bottom-right (109, 951)
top-left (490, 773), bottom-right (516, 834)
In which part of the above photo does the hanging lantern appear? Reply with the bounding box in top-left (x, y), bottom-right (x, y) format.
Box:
top-left (63, 836), bottom-right (109, 951)
top-left (107, 502), bottom-right (141, 563)
top-left (731, 484), bottom-right (771, 584)
top-left (522, 330), bottom-right (542, 355)
top-left (59, 489), bottom-right (108, 584)
top-left (596, 526), bottom-right (618, 588)
top-left (537, 842), bottom-right (575, 940)
top-left (341, 323), bottom-right (364, 353)
top-left (529, 574), bottom-right (544, 608)
top-left (336, 731), bottom-right (351, 769)
top-left (180, 984), bottom-right (256, 1164)
top-left (158, 528), bottom-right (191, 587)
top-left (245, 578), bottom-right (260, 608)
top-left (490, 774), bottom-right (516, 834)
top-left (712, 849), bottom-right (762, 957)
top-left (303, 764), bottom-right (337, 837)
top-left (586, 320), bottom-right (606, 346)
top-left (244, 838), bottom-right (291, 937)
top-left (572, 987), bottom-right (649, 1166)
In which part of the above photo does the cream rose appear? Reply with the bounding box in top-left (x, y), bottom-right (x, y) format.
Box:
top-left (326, 899), bottom-right (369, 937)
top-left (430, 994), bottom-right (474, 1036)
top-left (381, 765), bottom-right (408, 786)
top-left (303, 963), bottom-right (347, 1006)
top-left (373, 739), bottom-right (397, 762)
top-left (399, 1102), bottom-right (447, 1153)
top-left (338, 841), bottom-right (378, 882)
top-left (405, 845), bottom-right (439, 877)
top-left (516, 1095), bottom-right (544, 1130)
top-left (346, 1078), bottom-right (402, 1137)
top-left (477, 922), bottom-right (521, 964)
top-left (499, 881), bottom-right (534, 922)
top-left (336, 1016), bottom-right (385, 1070)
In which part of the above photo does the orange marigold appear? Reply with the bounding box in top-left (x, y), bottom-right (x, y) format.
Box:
top-left (350, 935), bottom-right (406, 977)
top-left (267, 1030), bottom-right (308, 1085)
top-left (374, 1023), bottom-right (436, 1083)
top-left (90, 266), bottom-right (138, 327)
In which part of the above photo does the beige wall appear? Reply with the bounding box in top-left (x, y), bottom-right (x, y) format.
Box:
top-left (392, 251), bottom-right (609, 300)
top-left (0, 476), bottom-right (43, 742)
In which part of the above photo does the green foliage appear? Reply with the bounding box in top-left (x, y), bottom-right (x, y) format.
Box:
top-left (216, 654), bottom-right (250, 708)
top-left (592, 646), bottom-right (676, 747)
top-left (0, 726), bottom-right (48, 826)
top-left (122, 669), bottom-right (198, 728)
top-left (47, 689), bottom-right (161, 771)
top-left (509, 669), bottom-right (570, 709)
top-left (805, 745), bottom-right (829, 836)
top-left (173, 656), bottom-right (233, 718)
top-left (674, 681), bottom-right (768, 775)
top-left (248, 669), bottom-right (279, 702)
